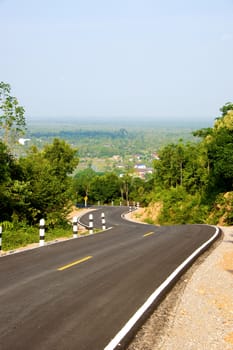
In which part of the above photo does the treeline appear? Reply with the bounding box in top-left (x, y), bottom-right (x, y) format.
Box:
top-left (31, 128), bottom-right (129, 139)
top-left (73, 169), bottom-right (147, 206)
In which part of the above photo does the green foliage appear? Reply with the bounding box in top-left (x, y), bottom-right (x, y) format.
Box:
top-left (206, 112), bottom-right (233, 193)
top-left (2, 223), bottom-right (38, 251)
top-left (219, 102), bottom-right (233, 117)
top-left (156, 187), bottom-right (208, 225)
top-left (0, 81), bottom-right (26, 147)
top-left (73, 168), bottom-right (150, 206)
top-left (43, 138), bottom-right (78, 178)
top-left (149, 102), bottom-right (233, 225)
top-left (18, 140), bottom-right (79, 224)
top-left (207, 192), bottom-right (233, 225)
top-left (1, 222), bottom-right (73, 251)
top-left (0, 141), bottom-right (25, 222)
top-left (73, 168), bottom-right (98, 203)
top-left (45, 224), bottom-right (72, 242)
top-left (0, 135), bottom-right (79, 226)
top-left (90, 173), bottom-right (121, 204)
top-left (153, 141), bottom-right (209, 194)
top-left (0, 140), bottom-right (14, 184)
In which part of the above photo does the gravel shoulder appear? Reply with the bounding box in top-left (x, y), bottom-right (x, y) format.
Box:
top-left (127, 225), bottom-right (233, 350)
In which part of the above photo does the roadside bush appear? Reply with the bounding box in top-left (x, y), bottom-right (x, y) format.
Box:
top-left (1, 221), bottom-right (73, 252)
top-left (156, 187), bottom-right (209, 225)
top-left (2, 222), bottom-right (38, 251)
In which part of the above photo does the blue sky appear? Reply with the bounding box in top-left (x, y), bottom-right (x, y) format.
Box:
top-left (0, 0), bottom-right (232, 122)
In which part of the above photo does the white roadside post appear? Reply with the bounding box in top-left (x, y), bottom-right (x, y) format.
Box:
top-left (0, 226), bottom-right (2, 255)
top-left (101, 212), bottom-right (106, 230)
top-left (39, 219), bottom-right (45, 246)
top-left (72, 216), bottom-right (78, 238)
top-left (89, 214), bottom-right (93, 234)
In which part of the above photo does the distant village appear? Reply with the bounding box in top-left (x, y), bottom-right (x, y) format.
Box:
top-left (18, 138), bottom-right (160, 179)
top-left (112, 152), bottom-right (160, 179)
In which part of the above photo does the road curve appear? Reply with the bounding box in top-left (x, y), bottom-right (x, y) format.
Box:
top-left (0, 206), bottom-right (220, 350)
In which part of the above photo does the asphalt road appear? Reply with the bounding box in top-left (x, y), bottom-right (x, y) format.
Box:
top-left (0, 206), bottom-right (219, 350)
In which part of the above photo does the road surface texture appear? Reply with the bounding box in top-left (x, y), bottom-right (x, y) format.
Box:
top-left (127, 225), bottom-right (233, 350)
top-left (0, 207), bottom-right (219, 350)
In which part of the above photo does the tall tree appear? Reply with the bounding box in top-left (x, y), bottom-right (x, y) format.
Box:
top-left (73, 168), bottom-right (97, 204)
top-left (0, 82), bottom-right (26, 147)
top-left (207, 106), bottom-right (233, 192)
top-left (43, 138), bottom-right (79, 179)
top-left (194, 102), bottom-right (233, 193)
top-left (0, 140), bottom-right (25, 221)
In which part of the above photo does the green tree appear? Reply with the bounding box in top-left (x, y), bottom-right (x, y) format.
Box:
top-left (153, 141), bottom-right (209, 194)
top-left (0, 140), bottom-right (26, 222)
top-left (207, 108), bottom-right (233, 192)
top-left (153, 143), bottom-right (184, 189)
top-left (43, 138), bottom-right (78, 179)
top-left (194, 102), bottom-right (233, 193)
top-left (73, 168), bottom-right (98, 204)
top-left (119, 174), bottom-right (133, 203)
top-left (0, 140), bottom-right (13, 185)
top-left (0, 141), bottom-right (15, 221)
top-left (0, 82), bottom-right (26, 147)
top-left (90, 173), bottom-right (121, 204)
top-left (219, 102), bottom-right (233, 117)
top-left (128, 177), bottom-right (145, 203)
top-left (19, 140), bottom-right (79, 225)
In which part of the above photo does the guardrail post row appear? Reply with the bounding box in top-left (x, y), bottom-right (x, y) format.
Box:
top-left (89, 214), bottom-right (93, 234)
top-left (72, 216), bottom-right (78, 238)
top-left (39, 219), bottom-right (45, 246)
top-left (0, 226), bottom-right (2, 254)
top-left (101, 212), bottom-right (106, 230)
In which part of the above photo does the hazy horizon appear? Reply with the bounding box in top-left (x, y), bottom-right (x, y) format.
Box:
top-left (1, 0), bottom-right (232, 122)
top-left (27, 115), bottom-right (214, 129)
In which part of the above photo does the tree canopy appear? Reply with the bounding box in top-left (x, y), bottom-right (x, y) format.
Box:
top-left (151, 102), bottom-right (233, 224)
top-left (0, 82), bottom-right (26, 147)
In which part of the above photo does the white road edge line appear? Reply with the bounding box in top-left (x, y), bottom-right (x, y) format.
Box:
top-left (104, 225), bottom-right (220, 350)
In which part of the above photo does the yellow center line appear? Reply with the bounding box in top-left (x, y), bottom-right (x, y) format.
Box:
top-left (58, 256), bottom-right (93, 271)
top-left (143, 232), bottom-right (154, 237)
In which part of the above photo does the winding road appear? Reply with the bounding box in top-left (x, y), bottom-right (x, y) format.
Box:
top-left (0, 206), bottom-right (220, 350)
